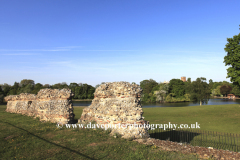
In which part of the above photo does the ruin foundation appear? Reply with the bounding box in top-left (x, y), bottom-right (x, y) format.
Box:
top-left (4, 88), bottom-right (74, 124)
top-left (79, 82), bottom-right (149, 139)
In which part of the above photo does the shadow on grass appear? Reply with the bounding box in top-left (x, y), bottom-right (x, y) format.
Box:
top-left (149, 130), bottom-right (200, 143)
top-left (1, 120), bottom-right (108, 160)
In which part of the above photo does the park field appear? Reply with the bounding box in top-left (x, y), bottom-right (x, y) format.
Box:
top-left (0, 105), bottom-right (199, 159)
top-left (74, 104), bottom-right (240, 134)
top-left (1, 104), bottom-right (239, 159)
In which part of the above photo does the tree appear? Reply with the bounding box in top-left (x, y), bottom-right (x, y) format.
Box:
top-left (2, 83), bottom-right (11, 96)
top-left (190, 77), bottom-right (211, 106)
top-left (32, 83), bottom-right (43, 94)
top-left (168, 79), bottom-right (185, 97)
top-left (20, 79), bottom-right (35, 87)
top-left (140, 79), bottom-right (158, 102)
top-left (69, 83), bottom-right (78, 89)
top-left (212, 85), bottom-right (222, 97)
top-left (0, 86), bottom-right (4, 103)
top-left (21, 84), bottom-right (34, 93)
top-left (209, 79), bottom-right (214, 90)
top-left (155, 83), bottom-right (169, 102)
top-left (231, 85), bottom-right (240, 96)
top-left (43, 84), bottom-right (50, 88)
top-left (184, 78), bottom-right (192, 94)
top-left (9, 82), bottom-right (20, 95)
top-left (220, 85), bottom-right (232, 97)
top-left (51, 83), bottom-right (68, 89)
top-left (223, 33), bottom-right (240, 85)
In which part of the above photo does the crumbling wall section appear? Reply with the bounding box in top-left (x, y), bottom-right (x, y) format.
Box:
top-left (79, 82), bottom-right (149, 139)
top-left (4, 88), bottom-right (74, 124)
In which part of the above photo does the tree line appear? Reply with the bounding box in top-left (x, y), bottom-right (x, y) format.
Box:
top-left (0, 79), bottom-right (96, 103)
top-left (0, 78), bottom-right (237, 106)
top-left (140, 77), bottom-right (239, 105)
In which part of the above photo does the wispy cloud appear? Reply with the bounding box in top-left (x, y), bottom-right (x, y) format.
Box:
top-left (48, 61), bottom-right (72, 65)
top-left (74, 50), bottom-right (138, 51)
top-left (0, 46), bottom-right (82, 52)
top-left (0, 53), bottom-right (39, 56)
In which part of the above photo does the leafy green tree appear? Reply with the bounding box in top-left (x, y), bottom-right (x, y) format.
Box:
top-left (9, 82), bottom-right (20, 95)
top-left (168, 79), bottom-right (185, 97)
top-left (223, 33), bottom-right (240, 85)
top-left (209, 79), bottom-right (214, 90)
top-left (20, 79), bottom-right (35, 87)
top-left (220, 85), bottom-right (232, 97)
top-left (140, 79), bottom-right (158, 103)
top-left (21, 84), bottom-right (34, 93)
top-left (190, 77), bottom-right (211, 106)
top-left (74, 86), bottom-right (83, 99)
top-left (140, 79), bottom-right (158, 95)
top-left (32, 83), bottom-right (43, 94)
top-left (51, 82), bottom-right (69, 89)
top-left (69, 83), bottom-right (79, 96)
top-left (69, 83), bottom-right (78, 89)
top-left (0, 86), bottom-right (4, 103)
top-left (215, 86), bottom-right (222, 96)
top-left (154, 83), bottom-right (169, 102)
top-left (74, 84), bottom-right (95, 99)
top-left (231, 85), bottom-right (240, 96)
top-left (88, 87), bottom-right (95, 99)
top-left (184, 79), bottom-right (192, 95)
top-left (43, 84), bottom-right (50, 88)
top-left (2, 83), bottom-right (11, 96)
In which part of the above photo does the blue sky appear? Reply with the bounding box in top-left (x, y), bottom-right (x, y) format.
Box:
top-left (0, 0), bottom-right (239, 87)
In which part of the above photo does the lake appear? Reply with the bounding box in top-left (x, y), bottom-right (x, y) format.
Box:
top-left (73, 98), bottom-right (240, 108)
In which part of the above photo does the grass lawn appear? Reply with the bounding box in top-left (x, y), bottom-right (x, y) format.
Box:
top-left (0, 105), bottom-right (199, 159)
top-left (74, 104), bottom-right (240, 134)
top-left (74, 104), bottom-right (240, 152)
top-left (143, 104), bottom-right (240, 134)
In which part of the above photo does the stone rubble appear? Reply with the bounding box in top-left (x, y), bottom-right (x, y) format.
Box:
top-left (79, 81), bottom-right (149, 139)
top-left (4, 88), bottom-right (74, 124)
top-left (135, 138), bottom-right (240, 160)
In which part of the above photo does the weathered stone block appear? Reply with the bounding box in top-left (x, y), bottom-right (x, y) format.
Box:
top-left (79, 81), bottom-right (149, 139)
top-left (4, 88), bottom-right (74, 124)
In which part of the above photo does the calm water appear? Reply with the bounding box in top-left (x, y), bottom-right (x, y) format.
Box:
top-left (73, 98), bottom-right (240, 108)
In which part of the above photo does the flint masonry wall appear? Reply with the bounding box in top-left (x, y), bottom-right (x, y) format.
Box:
top-left (4, 88), bottom-right (74, 124)
top-left (79, 82), bottom-right (149, 139)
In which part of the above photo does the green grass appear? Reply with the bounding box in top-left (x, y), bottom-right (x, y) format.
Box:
top-left (0, 105), bottom-right (199, 159)
top-left (74, 104), bottom-right (240, 134)
top-left (75, 105), bottom-right (240, 152)
top-left (142, 104), bottom-right (240, 134)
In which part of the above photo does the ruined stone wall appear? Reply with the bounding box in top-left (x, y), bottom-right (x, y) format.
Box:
top-left (79, 82), bottom-right (149, 139)
top-left (4, 88), bottom-right (74, 124)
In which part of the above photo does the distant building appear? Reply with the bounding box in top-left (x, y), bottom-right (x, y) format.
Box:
top-left (181, 77), bottom-right (186, 82)
top-left (163, 81), bottom-right (169, 84)
top-left (163, 77), bottom-right (186, 84)
top-left (227, 94), bottom-right (239, 99)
